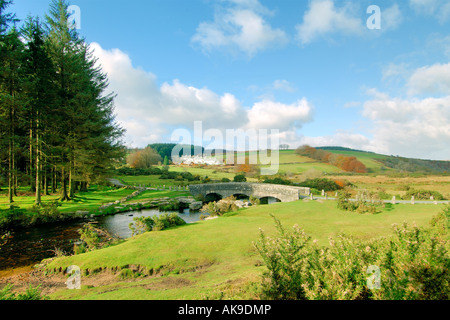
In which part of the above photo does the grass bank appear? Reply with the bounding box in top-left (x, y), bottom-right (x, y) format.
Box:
top-left (45, 199), bottom-right (445, 300)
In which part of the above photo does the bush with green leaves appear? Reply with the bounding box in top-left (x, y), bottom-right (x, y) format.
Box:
top-left (200, 196), bottom-right (239, 217)
top-left (129, 213), bottom-right (186, 235)
top-left (233, 174), bottom-right (247, 182)
top-left (402, 189), bottom-right (445, 201)
top-left (0, 284), bottom-right (48, 300)
top-left (254, 208), bottom-right (450, 300)
top-left (337, 188), bottom-right (384, 214)
top-left (297, 178), bottom-right (341, 192)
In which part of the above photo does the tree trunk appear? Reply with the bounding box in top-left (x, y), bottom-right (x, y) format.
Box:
top-left (59, 167), bottom-right (70, 201)
top-left (52, 165), bottom-right (57, 193)
top-left (29, 125), bottom-right (35, 192)
top-left (35, 120), bottom-right (41, 205)
top-left (80, 181), bottom-right (88, 192)
top-left (8, 132), bottom-right (14, 204)
top-left (8, 102), bottom-right (14, 204)
top-left (68, 159), bottom-right (75, 198)
top-left (44, 167), bottom-right (49, 196)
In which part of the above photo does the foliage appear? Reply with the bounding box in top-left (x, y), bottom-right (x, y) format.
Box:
top-left (0, 284), bottom-right (48, 300)
top-left (402, 189), bottom-right (445, 201)
top-left (129, 212), bottom-right (186, 235)
top-left (254, 210), bottom-right (450, 300)
top-left (78, 223), bottom-right (116, 251)
top-left (0, 201), bottom-right (79, 229)
top-left (148, 143), bottom-right (204, 161)
top-left (379, 156), bottom-right (450, 174)
top-left (233, 174), bottom-right (247, 182)
top-left (297, 178), bottom-right (341, 192)
top-left (249, 196), bottom-right (260, 206)
top-left (337, 188), bottom-right (384, 214)
top-left (115, 166), bottom-right (162, 176)
top-left (0, 0), bottom-right (125, 204)
top-left (159, 169), bottom-right (200, 182)
top-left (158, 199), bottom-right (180, 212)
top-left (263, 177), bottom-right (292, 185)
top-left (200, 196), bottom-right (239, 217)
top-left (296, 145), bottom-right (367, 173)
top-left (126, 147), bottom-right (162, 169)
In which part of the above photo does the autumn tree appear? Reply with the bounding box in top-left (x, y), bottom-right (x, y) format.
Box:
top-left (127, 147), bottom-right (162, 169)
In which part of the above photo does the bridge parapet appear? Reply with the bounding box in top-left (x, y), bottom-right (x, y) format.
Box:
top-left (189, 183), bottom-right (310, 203)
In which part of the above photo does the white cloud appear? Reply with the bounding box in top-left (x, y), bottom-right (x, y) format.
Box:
top-left (246, 99), bottom-right (313, 131)
top-left (296, 0), bottom-right (363, 45)
top-left (191, 0), bottom-right (287, 57)
top-left (91, 42), bottom-right (313, 148)
top-left (362, 91), bottom-right (450, 159)
top-left (382, 4), bottom-right (403, 31)
top-left (407, 62), bottom-right (450, 95)
top-left (272, 79), bottom-right (296, 92)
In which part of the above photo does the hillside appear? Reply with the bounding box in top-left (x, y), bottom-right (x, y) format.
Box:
top-left (317, 147), bottom-right (450, 175)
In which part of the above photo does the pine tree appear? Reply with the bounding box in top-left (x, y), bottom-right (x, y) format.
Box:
top-left (22, 16), bottom-right (56, 204)
top-left (0, 26), bottom-right (24, 204)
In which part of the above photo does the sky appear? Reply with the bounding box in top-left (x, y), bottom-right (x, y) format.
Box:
top-left (10, 0), bottom-right (450, 160)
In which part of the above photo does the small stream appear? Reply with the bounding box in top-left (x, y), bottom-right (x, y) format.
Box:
top-left (0, 209), bottom-right (203, 272)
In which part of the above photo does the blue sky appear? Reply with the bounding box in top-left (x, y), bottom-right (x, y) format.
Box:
top-left (11, 0), bottom-right (450, 160)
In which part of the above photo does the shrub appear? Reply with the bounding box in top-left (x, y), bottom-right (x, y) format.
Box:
top-left (298, 178), bottom-right (341, 192)
top-left (129, 216), bottom-right (155, 236)
top-left (249, 196), bottom-right (260, 206)
top-left (336, 188), bottom-right (358, 212)
top-left (263, 177), bottom-right (292, 185)
top-left (200, 196), bottom-right (239, 217)
top-left (78, 224), bottom-right (116, 251)
top-left (152, 213), bottom-right (186, 231)
top-left (0, 284), bottom-right (48, 300)
top-left (129, 213), bottom-right (186, 234)
top-left (221, 178), bottom-right (231, 183)
top-left (158, 200), bottom-right (180, 212)
top-left (234, 174), bottom-right (247, 182)
top-left (254, 209), bottom-right (450, 300)
top-left (402, 189), bottom-right (445, 201)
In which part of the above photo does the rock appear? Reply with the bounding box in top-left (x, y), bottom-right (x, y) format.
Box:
top-left (189, 201), bottom-right (203, 211)
top-left (234, 200), bottom-right (245, 208)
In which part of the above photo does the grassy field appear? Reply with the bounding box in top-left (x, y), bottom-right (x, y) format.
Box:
top-left (45, 199), bottom-right (445, 300)
top-left (0, 186), bottom-right (136, 213)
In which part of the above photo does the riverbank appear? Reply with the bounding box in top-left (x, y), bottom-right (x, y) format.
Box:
top-left (0, 184), bottom-right (195, 232)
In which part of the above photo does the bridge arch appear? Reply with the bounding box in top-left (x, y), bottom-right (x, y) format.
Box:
top-left (259, 196), bottom-right (282, 205)
top-left (204, 192), bottom-right (223, 202)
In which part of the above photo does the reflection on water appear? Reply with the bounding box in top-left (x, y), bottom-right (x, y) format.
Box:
top-left (95, 209), bottom-right (202, 239)
top-left (0, 209), bottom-right (203, 272)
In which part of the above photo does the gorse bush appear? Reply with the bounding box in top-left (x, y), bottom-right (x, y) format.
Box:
top-left (254, 208), bottom-right (450, 300)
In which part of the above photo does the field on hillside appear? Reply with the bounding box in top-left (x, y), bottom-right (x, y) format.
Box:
top-left (44, 199), bottom-right (445, 300)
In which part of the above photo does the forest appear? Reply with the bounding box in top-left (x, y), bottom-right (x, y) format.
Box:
top-left (0, 0), bottom-right (125, 205)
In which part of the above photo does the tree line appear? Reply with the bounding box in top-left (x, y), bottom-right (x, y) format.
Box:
top-left (0, 0), bottom-right (124, 205)
top-left (296, 145), bottom-right (367, 173)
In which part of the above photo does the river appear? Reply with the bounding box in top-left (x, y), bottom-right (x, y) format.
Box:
top-left (0, 209), bottom-right (203, 272)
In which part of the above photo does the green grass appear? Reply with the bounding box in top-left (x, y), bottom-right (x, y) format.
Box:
top-left (46, 199), bottom-right (445, 300)
top-left (0, 185), bottom-right (136, 213)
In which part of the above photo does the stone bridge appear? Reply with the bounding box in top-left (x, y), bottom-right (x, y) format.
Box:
top-left (189, 183), bottom-right (311, 203)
